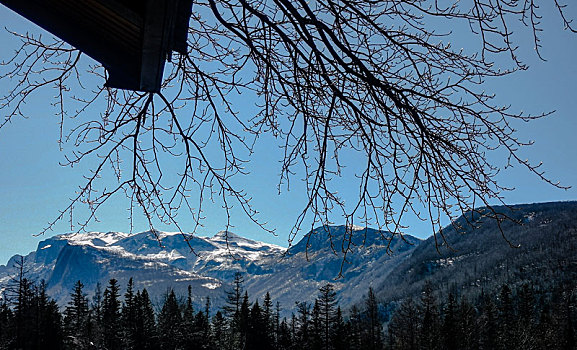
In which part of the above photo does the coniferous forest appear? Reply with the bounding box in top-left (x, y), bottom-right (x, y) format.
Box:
top-left (0, 269), bottom-right (576, 350)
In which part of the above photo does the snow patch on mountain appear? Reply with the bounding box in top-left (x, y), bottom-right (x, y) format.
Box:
top-left (0, 225), bottom-right (422, 311)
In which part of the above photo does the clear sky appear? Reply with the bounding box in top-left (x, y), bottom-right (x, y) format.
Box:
top-left (0, 4), bottom-right (576, 265)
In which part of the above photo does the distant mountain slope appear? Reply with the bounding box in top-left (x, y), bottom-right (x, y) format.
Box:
top-left (246, 226), bottom-right (420, 307)
top-left (1, 201), bottom-right (574, 313)
top-left (0, 225), bottom-right (420, 310)
top-left (377, 201), bottom-right (577, 304)
top-left (0, 230), bottom-right (285, 307)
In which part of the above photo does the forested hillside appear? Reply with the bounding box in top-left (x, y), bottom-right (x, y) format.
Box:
top-left (378, 201), bottom-right (577, 303)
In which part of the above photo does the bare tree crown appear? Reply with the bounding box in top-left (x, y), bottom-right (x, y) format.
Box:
top-left (0, 0), bottom-right (574, 253)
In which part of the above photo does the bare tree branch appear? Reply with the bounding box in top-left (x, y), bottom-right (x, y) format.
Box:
top-left (0, 0), bottom-right (574, 256)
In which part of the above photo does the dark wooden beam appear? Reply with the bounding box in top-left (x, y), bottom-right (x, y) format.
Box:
top-left (1, 0), bottom-right (191, 92)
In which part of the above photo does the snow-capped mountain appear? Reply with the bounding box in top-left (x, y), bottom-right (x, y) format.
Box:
top-left (0, 230), bottom-right (285, 306)
top-left (0, 201), bottom-right (575, 313)
top-left (0, 226), bottom-right (419, 310)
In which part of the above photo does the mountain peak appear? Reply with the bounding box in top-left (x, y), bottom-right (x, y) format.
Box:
top-left (211, 230), bottom-right (241, 241)
top-left (288, 225), bottom-right (421, 254)
top-left (3, 201), bottom-right (574, 315)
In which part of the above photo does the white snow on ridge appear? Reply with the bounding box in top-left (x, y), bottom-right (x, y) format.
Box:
top-left (207, 231), bottom-right (285, 252)
top-left (52, 230), bottom-right (285, 270)
top-left (144, 249), bottom-right (186, 261)
top-left (204, 248), bottom-right (261, 262)
top-left (61, 231), bottom-right (130, 246)
top-left (234, 240), bottom-right (285, 251)
top-left (156, 231), bottom-right (189, 239)
top-left (59, 229), bottom-right (284, 251)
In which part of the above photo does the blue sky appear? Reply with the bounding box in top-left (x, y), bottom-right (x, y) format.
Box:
top-left (0, 4), bottom-right (576, 264)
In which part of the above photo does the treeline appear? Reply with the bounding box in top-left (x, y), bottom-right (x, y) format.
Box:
top-left (0, 271), bottom-right (383, 350)
top-left (1, 269), bottom-right (576, 350)
top-left (388, 281), bottom-right (577, 350)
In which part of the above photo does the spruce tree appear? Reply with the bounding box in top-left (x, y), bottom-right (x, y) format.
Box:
top-left (387, 298), bottom-right (419, 350)
top-left (478, 294), bottom-right (498, 350)
top-left (135, 289), bottom-right (158, 350)
top-left (204, 296), bottom-right (212, 347)
top-left (419, 282), bottom-right (440, 350)
top-left (6, 256), bottom-right (34, 349)
top-left (317, 283), bottom-right (337, 350)
top-left (311, 299), bottom-right (323, 350)
top-left (295, 301), bottom-right (312, 350)
top-left (42, 299), bottom-right (64, 349)
top-left (0, 299), bottom-right (14, 349)
top-left (263, 292), bottom-right (274, 345)
top-left (238, 291), bottom-right (251, 349)
top-left (34, 281), bottom-right (63, 349)
top-left (63, 280), bottom-right (89, 348)
top-left (364, 287), bottom-right (382, 350)
top-left (192, 310), bottom-right (210, 349)
top-left (497, 284), bottom-right (516, 350)
top-left (274, 301), bottom-right (281, 348)
top-left (212, 311), bottom-right (228, 350)
top-left (457, 296), bottom-right (477, 350)
top-left (121, 278), bottom-right (138, 349)
top-left (89, 282), bottom-right (104, 348)
top-left (247, 300), bottom-right (268, 350)
top-left (157, 289), bottom-right (183, 350)
top-left (102, 278), bottom-right (122, 350)
top-left (442, 292), bottom-right (458, 350)
top-left (224, 273), bottom-right (244, 318)
top-left (13, 277), bottom-right (34, 349)
top-left (332, 307), bottom-right (348, 350)
top-left (277, 318), bottom-right (293, 350)
top-left (224, 272), bottom-right (245, 349)
top-left (182, 285), bottom-right (195, 349)
top-left (347, 305), bottom-right (362, 350)
top-left (190, 296), bottom-right (213, 349)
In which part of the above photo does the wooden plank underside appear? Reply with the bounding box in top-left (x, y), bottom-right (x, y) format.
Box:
top-left (1, 0), bottom-right (191, 92)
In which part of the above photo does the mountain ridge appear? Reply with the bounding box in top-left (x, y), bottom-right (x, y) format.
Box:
top-left (0, 200), bottom-right (575, 313)
top-left (0, 223), bottom-right (420, 310)
top-left (376, 200), bottom-right (577, 305)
